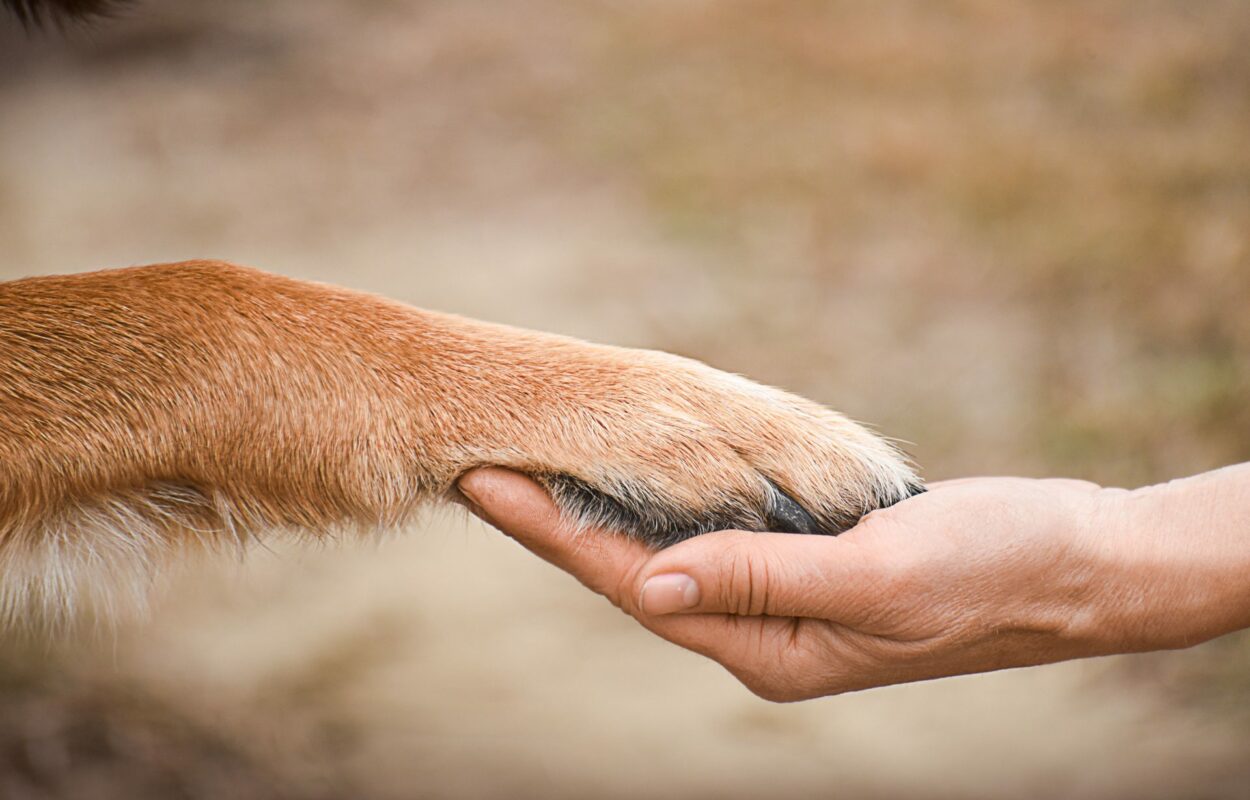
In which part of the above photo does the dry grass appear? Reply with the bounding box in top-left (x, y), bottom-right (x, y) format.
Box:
top-left (1, 1), bottom-right (1249, 797)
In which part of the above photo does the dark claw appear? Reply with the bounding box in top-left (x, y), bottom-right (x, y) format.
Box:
top-left (763, 479), bottom-right (827, 535)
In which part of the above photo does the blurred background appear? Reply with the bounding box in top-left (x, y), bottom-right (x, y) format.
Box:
top-left (2, 0), bottom-right (1249, 797)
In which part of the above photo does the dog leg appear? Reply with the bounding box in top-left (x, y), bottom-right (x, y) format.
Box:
top-left (0, 261), bottom-right (920, 626)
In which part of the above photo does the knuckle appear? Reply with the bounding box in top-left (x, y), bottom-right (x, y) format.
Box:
top-left (726, 640), bottom-right (820, 703)
top-left (615, 561), bottom-right (651, 616)
top-left (721, 537), bottom-right (770, 616)
top-left (737, 673), bottom-right (809, 703)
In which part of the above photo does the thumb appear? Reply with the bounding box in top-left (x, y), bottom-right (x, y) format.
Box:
top-left (636, 530), bottom-right (889, 621)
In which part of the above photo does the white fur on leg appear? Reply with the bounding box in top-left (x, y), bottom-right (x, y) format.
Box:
top-left (0, 484), bottom-right (247, 632)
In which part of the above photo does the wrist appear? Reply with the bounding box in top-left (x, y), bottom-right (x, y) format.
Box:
top-left (1090, 469), bottom-right (1250, 652)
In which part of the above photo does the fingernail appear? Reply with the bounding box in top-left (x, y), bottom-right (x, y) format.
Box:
top-left (458, 478), bottom-right (482, 507)
top-left (456, 480), bottom-right (495, 527)
top-left (640, 573), bottom-right (700, 615)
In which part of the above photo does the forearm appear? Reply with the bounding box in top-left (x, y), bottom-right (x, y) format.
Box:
top-left (1094, 462), bottom-right (1250, 652)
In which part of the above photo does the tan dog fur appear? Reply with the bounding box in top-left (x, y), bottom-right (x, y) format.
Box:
top-left (0, 261), bottom-right (919, 627)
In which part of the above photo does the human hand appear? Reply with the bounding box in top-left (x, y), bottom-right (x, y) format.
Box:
top-left (458, 466), bottom-right (1250, 701)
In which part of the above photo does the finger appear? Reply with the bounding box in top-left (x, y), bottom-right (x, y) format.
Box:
top-left (460, 469), bottom-right (866, 698)
top-left (635, 530), bottom-right (891, 622)
top-left (641, 612), bottom-right (862, 701)
top-left (458, 467), bottom-right (652, 604)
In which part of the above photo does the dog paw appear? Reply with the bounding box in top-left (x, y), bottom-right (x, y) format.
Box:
top-left (458, 346), bottom-right (922, 548)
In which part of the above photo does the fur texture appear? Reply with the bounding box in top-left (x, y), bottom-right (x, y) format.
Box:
top-left (2, 0), bottom-right (130, 26)
top-left (0, 261), bottom-right (921, 627)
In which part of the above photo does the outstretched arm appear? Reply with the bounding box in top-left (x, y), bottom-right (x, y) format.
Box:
top-left (458, 463), bottom-right (1250, 701)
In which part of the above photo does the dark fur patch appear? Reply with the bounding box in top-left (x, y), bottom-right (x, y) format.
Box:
top-left (3, 0), bottom-right (132, 26)
top-left (538, 473), bottom-right (770, 549)
top-left (535, 471), bottom-right (887, 548)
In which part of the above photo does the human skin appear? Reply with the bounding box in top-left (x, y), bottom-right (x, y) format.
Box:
top-left (458, 463), bottom-right (1250, 701)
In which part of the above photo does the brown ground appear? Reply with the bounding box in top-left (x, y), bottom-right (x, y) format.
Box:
top-left (1, 1), bottom-right (1249, 797)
